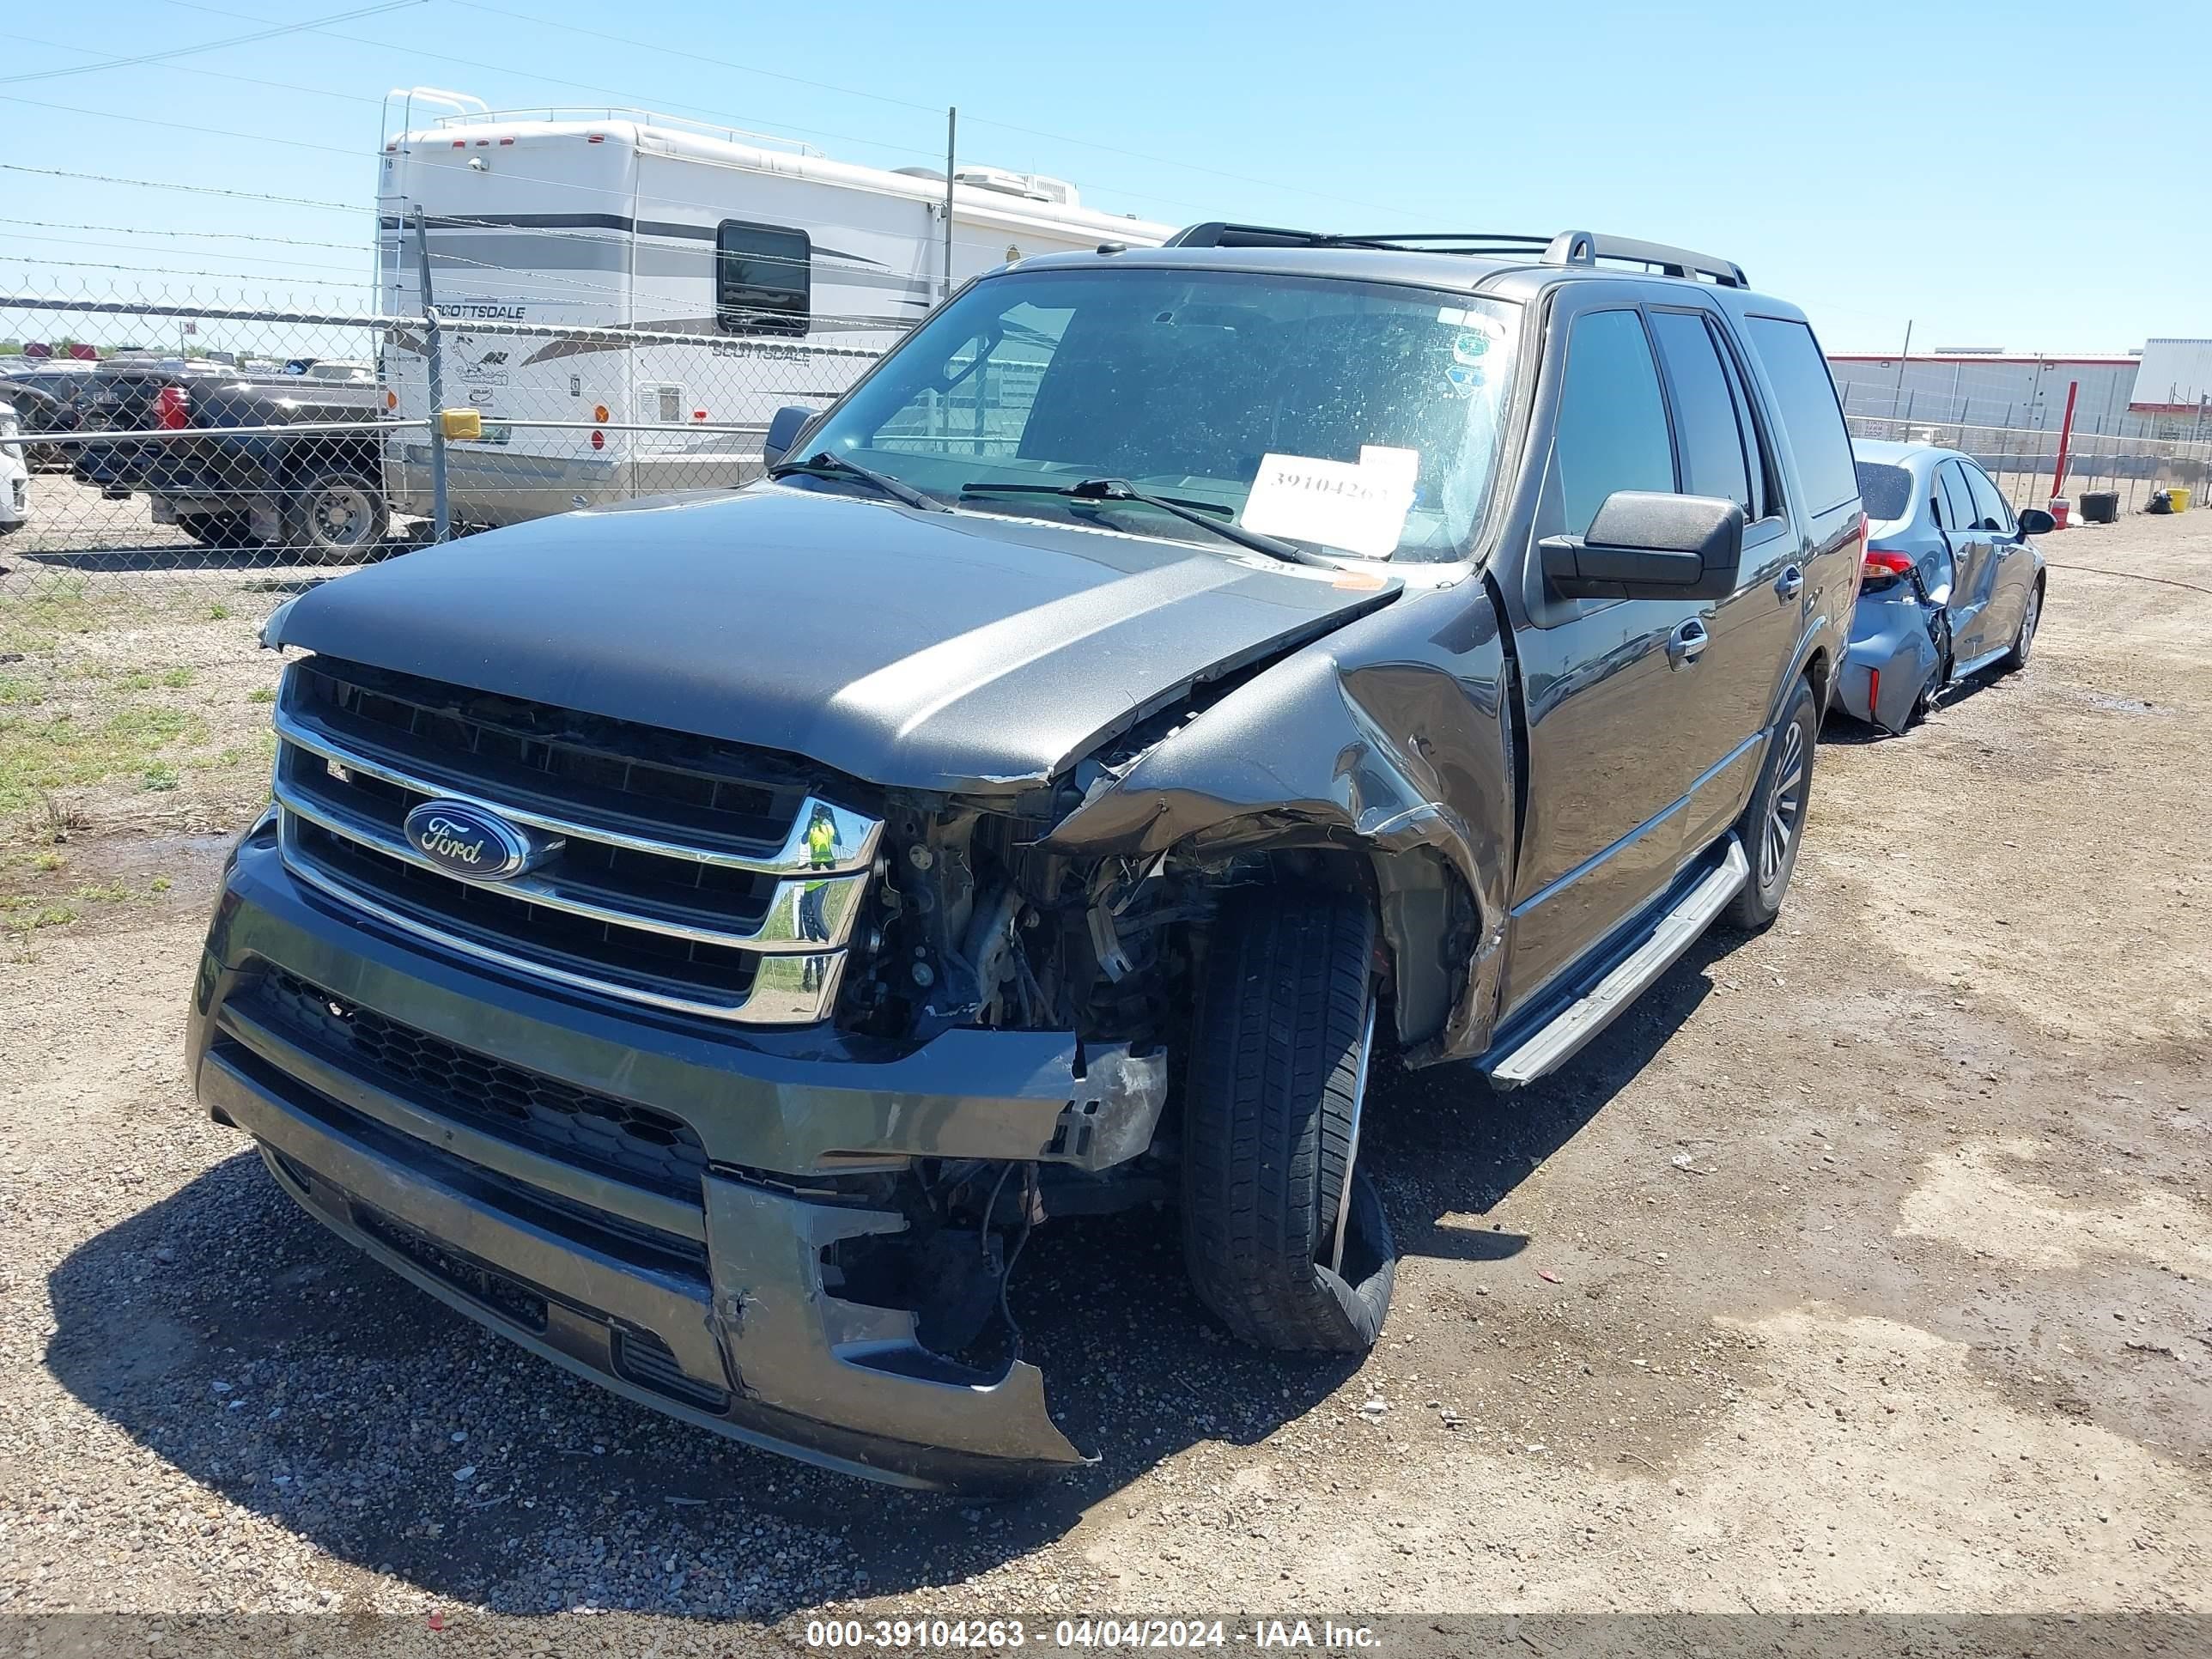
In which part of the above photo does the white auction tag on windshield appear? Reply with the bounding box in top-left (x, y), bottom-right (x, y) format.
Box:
top-left (1239, 446), bottom-right (1419, 560)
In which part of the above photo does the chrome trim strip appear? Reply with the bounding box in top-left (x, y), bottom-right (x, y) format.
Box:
top-left (277, 812), bottom-right (848, 1025)
top-left (274, 775), bottom-right (866, 955)
top-left (273, 699), bottom-right (882, 876)
top-left (1509, 729), bottom-right (1763, 921)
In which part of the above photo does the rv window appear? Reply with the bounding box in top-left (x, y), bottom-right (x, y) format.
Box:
top-left (716, 222), bottom-right (810, 337)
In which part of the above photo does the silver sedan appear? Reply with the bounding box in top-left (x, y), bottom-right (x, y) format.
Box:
top-left (1837, 440), bottom-right (2049, 732)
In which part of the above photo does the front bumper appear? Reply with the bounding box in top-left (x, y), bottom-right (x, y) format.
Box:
top-left (187, 826), bottom-right (1139, 1488)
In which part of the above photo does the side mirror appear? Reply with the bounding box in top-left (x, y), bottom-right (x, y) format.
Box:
top-left (2015, 507), bottom-right (2056, 538)
top-left (761, 404), bottom-right (817, 471)
top-left (1539, 491), bottom-right (1745, 601)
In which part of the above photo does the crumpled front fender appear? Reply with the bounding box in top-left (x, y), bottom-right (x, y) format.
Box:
top-left (1040, 592), bottom-right (1515, 1066)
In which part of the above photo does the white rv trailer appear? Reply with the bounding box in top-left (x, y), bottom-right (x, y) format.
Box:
top-left (374, 91), bottom-right (1175, 527)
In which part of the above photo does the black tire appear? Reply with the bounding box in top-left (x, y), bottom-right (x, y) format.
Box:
top-left (1181, 890), bottom-right (1397, 1353)
top-left (287, 465), bottom-right (389, 565)
top-left (178, 512), bottom-right (251, 549)
top-left (1726, 675), bottom-right (1817, 931)
top-left (2000, 578), bottom-right (2043, 673)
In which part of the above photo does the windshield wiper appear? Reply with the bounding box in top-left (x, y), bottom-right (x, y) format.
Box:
top-left (960, 477), bottom-right (1329, 567)
top-left (769, 451), bottom-right (944, 512)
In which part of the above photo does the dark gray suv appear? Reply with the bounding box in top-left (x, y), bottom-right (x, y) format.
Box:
top-left (189, 224), bottom-right (1863, 1487)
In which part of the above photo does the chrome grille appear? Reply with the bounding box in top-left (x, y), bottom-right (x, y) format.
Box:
top-left (271, 657), bottom-right (880, 1024)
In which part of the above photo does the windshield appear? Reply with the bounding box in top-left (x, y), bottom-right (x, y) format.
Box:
top-left (793, 266), bottom-right (1522, 563)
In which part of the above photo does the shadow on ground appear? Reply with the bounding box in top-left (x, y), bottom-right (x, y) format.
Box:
top-left (15, 541), bottom-right (359, 578)
top-left (44, 929), bottom-right (1738, 1616)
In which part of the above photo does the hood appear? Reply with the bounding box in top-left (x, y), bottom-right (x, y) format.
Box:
top-left (269, 486), bottom-right (1400, 794)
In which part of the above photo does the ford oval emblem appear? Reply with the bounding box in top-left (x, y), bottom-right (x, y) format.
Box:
top-left (403, 799), bottom-right (550, 882)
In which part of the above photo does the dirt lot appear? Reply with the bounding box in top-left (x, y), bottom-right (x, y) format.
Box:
top-left (1, 512), bottom-right (2206, 1649)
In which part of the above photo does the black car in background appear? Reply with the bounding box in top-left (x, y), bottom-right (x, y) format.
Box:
top-left (70, 365), bottom-right (389, 562)
top-left (0, 365), bottom-right (100, 470)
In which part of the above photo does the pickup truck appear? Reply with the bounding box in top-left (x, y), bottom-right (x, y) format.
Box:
top-left (72, 369), bottom-right (387, 562)
top-left (190, 225), bottom-right (1863, 1488)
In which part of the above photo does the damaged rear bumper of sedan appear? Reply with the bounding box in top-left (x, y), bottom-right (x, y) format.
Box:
top-left (186, 826), bottom-right (1177, 1488)
top-left (1839, 598), bottom-right (1946, 735)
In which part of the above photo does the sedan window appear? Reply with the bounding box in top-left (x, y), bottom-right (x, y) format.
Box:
top-left (1964, 464), bottom-right (2015, 535)
top-left (1936, 462), bottom-right (1976, 533)
top-left (1853, 460), bottom-right (1914, 524)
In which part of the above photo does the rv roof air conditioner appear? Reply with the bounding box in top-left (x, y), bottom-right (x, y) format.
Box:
top-left (951, 166), bottom-right (1080, 208)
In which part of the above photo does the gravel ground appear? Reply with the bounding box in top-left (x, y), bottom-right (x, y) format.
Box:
top-left (0, 510), bottom-right (2206, 1653)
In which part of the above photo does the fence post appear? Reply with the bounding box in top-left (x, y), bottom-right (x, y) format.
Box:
top-left (2049, 380), bottom-right (2080, 507)
top-left (412, 209), bottom-right (451, 545)
top-left (942, 107), bottom-right (957, 303)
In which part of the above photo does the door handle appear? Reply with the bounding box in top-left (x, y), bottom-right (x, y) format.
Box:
top-left (1775, 563), bottom-right (1805, 600)
top-left (1665, 617), bottom-right (1709, 668)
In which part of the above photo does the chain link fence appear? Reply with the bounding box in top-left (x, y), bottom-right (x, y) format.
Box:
top-left (9, 284), bottom-right (2212, 623)
top-left (0, 285), bottom-right (884, 615)
top-left (1845, 414), bottom-right (2212, 516)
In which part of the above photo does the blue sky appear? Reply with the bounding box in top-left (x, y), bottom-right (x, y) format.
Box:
top-left (4, 0), bottom-right (2206, 351)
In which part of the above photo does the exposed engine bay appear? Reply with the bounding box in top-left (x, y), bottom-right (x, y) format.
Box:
top-left (819, 755), bottom-right (1373, 1370)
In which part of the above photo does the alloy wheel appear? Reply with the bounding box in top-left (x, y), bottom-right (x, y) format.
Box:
top-left (1760, 720), bottom-right (1806, 888)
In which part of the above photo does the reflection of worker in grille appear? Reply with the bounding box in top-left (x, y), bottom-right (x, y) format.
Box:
top-left (797, 805), bottom-right (837, 991)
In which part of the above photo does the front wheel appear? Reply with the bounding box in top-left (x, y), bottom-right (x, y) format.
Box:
top-left (287, 465), bottom-right (389, 565)
top-left (1727, 675), bottom-right (1818, 931)
top-left (1181, 891), bottom-right (1397, 1353)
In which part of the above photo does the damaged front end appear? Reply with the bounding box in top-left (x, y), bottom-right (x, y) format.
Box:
top-left (204, 541), bottom-right (1513, 1486)
top-left (191, 817), bottom-right (1172, 1486)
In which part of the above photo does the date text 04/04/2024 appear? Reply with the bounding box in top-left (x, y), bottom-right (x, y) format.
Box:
top-left (802, 1619), bottom-right (1382, 1650)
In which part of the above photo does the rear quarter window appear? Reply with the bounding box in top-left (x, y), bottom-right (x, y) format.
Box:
top-left (1853, 460), bottom-right (1914, 524)
top-left (1745, 316), bottom-right (1858, 517)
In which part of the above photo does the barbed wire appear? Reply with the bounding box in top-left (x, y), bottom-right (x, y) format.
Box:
top-left (150, 0), bottom-right (1396, 225)
top-left (15, 29), bottom-right (386, 106)
top-left (3, 258), bottom-right (375, 289)
top-left (0, 218), bottom-right (367, 252)
top-left (0, 163), bottom-right (361, 215)
top-left (150, 0), bottom-right (1002, 190)
top-left (0, 0), bottom-right (423, 85)
top-left (439, 0), bottom-right (1434, 221)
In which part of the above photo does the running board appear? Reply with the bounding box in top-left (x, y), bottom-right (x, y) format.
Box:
top-left (1481, 836), bottom-right (1751, 1089)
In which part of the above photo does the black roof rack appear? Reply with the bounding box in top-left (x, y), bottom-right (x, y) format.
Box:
top-left (1162, 223), bottom-right (1748, 289)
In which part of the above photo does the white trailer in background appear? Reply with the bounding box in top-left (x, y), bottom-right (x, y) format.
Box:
top-left (374, 90), bottom-right (1175, 528)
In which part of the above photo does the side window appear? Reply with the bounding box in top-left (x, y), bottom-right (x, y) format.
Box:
top-left (715, 221), bottom-right (809, 337)
top-left (1743, 315), bottom-right (1858, 516)
top-left (1553, 308), bottom-right (1675, 536)
top-left (1964, 464), bottom-right (2014, 534)
top-left (1936, 461), bottom-right (1974, 532)
top-left (1648, 310), bottom-right (1752, 520)
top-left (1712, 325), bottom-right (1778, 522)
